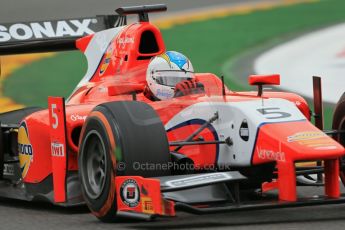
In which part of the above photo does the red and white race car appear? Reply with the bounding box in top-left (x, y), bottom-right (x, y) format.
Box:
top-left (0, 4), bottom-right (344, 222)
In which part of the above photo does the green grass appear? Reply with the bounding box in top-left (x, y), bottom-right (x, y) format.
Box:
top-left (3, 0), bottom-right (345, 128)
top-left (161, 0), bottom-right (345, 89)
top-left (4, 52), bottom-right (87, 107)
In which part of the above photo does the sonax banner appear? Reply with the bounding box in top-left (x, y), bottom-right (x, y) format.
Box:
top-left (0, 15), bottom-right (125, 55)
top-left (0, 15), bottom-right (120, 43)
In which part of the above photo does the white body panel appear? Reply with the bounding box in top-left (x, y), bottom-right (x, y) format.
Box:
top-left (165, 98), bottom-right (306, 167)
top-left (76, 26), bottom-right (124, 88)
top-left (67, 27), bottom-right (124, 101)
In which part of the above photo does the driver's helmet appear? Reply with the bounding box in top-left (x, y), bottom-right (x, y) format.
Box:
top-left (146, 51), bottom-right (195, 100)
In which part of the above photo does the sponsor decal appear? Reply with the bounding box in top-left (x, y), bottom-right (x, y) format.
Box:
top-left (120, 179), bottom-right (140, 208)
top-left (18, 122), bottom-right (33, 178)
top-left (239, 119), bottom-right (249, 141)
top-left (70, 114), bottom-right (87, 122)
top-left (51, 142), bottom-right (65, 157)
top-left (165, 173), bottom-right (230, 188)
top-left (287, 131), bottom-right (335, 149)
top-left (156, 88), bottom-right (173, 99)
top-left (288, 131), bottom-right (326, 142)
top-left (257, 148), bottom-right (285, 162)
top-left (117, 36), bottom-right (134, 48)
top-left (141, 197), bottom-right (154, 214)
top-left (99, 45), bottom-right (113, 75)
top-left (0, 19), bottom-right (96, 42)
top-left (3, 164), bottom-right (15, 176)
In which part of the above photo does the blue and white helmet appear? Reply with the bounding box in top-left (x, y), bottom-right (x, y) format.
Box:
top-left (146, 51), bottom-right (195, 100)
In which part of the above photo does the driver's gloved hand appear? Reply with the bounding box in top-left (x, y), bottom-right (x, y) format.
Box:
top-left (174, 79), bottom-right (205, 97)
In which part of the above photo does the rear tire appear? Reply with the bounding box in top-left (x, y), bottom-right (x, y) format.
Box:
top-left (78, 101), bottom-right (171, 222)
top-left (332, 93), bottom-right (345, 186)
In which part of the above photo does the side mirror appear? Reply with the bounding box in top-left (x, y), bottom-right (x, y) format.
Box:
top-left (248, 74), bottom-right (280, 96)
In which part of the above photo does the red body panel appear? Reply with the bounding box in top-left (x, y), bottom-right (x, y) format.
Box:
top-left (252, 121), bottom-right (343, 164)
top-left (253, 121), bottom-right (343, 201)
top-left (22, 104), bottom-right (93, 183)
top-left (48, 97), bottom-right (68, 202)
top-left (115, 176), bottom-right (175, 216)
top-left (249, 74), bottom-right (280, 85)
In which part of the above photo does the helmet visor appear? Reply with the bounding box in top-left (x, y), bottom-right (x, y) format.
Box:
top-left (154, 71), bottom-right (194, 87)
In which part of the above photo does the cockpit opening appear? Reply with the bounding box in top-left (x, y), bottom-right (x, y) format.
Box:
top-left (139, 30), bottom-right (159, 55)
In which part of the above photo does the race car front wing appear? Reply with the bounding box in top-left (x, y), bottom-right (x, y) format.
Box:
top-left (115, 172), bottom-right (345, 220)
top-left (115, 171), bottom-right (246, 218)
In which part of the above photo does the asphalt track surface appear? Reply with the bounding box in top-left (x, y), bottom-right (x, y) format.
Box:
top-left (1, 0), bottom-right (345, 229)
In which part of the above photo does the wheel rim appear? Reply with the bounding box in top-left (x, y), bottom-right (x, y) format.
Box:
top-left (81, 130), bottom-right (107, 200)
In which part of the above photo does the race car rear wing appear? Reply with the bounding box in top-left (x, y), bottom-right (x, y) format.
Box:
top-left (0, 4), bottom-right (168, 55)
top-left (0, 15), bottom-right (126, 55)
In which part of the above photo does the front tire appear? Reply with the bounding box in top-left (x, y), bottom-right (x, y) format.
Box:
top-left (78, 101), bottom-right (171, 222)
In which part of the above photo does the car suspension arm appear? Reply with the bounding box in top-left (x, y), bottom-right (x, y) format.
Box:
top-left (170, 140), bottom-right (226, 146)
top-left (324, 129), bottom-right (345, 137)
top-left (173, 112), bottom-right (219, 151)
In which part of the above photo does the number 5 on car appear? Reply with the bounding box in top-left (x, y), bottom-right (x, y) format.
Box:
top-left (48, 96), bottom-right (68, 203)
